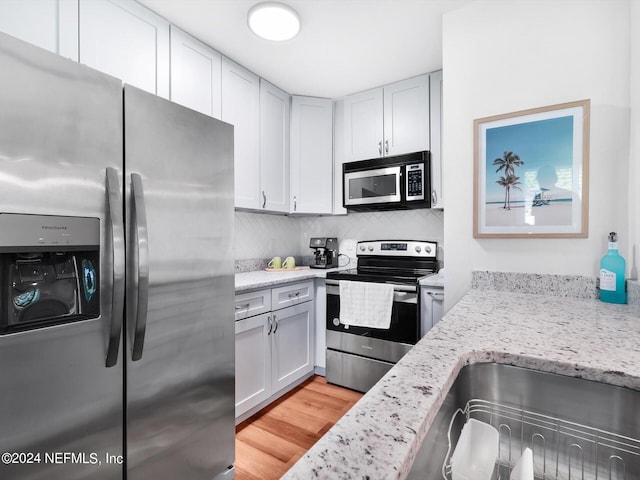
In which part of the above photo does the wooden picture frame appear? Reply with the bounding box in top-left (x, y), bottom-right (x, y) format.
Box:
top-left (473, 99), bottom-right (590, 238)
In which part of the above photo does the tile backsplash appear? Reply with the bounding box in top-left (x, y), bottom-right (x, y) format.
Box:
top-left (235, 209), bottom-right (444, 268)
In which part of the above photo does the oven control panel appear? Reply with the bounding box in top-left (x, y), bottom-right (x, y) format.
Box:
top-left (356, 240), bottom-right (437, 258)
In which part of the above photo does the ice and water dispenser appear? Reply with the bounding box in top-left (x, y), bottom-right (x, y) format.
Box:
top-left (0, 213), bottom-right (100, 334)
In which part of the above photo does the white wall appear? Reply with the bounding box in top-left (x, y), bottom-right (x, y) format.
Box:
top-left (442, 0), bottom-right (632, 309)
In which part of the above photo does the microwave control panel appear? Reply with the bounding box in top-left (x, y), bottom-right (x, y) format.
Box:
top-left (406, 163), bottom-right (425, 201)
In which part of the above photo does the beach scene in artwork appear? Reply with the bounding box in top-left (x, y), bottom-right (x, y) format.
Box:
top-left (484, 115), bottom-right (577, 227)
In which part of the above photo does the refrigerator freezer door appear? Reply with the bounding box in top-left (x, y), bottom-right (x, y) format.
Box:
top-left (0, 33), bottom-right (124, 479)
top-left (124, 85), bottom-right (235, 479)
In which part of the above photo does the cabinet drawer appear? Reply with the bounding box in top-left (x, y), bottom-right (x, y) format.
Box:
top-left (271, 280), bottom-right (314, 310)
top-left (235, 289), bottom-right (271, 321)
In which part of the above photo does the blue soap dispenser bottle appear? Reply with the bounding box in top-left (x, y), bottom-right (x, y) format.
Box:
top-left (599, 232), bottom-right (627, 304)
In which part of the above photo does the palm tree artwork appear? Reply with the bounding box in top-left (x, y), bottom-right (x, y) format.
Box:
top-left (492, 151), bottom-right (524, 210)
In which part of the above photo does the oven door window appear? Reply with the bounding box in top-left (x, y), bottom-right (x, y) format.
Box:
top-left (345, 166), bottom-right (401, 205)
top-left (326, 291), bottom-right (419, 344)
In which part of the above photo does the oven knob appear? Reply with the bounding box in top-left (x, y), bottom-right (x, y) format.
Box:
top-left (415, 245), bottom-right (422, 253)
top-left (426, 246), bottom-right (432, 254)
top-left (359, 245), bottom-right (366, 252)
top-left (368, 245), bottom-right (374, 252)
top-left (333, 318), bottom-right (340, 326)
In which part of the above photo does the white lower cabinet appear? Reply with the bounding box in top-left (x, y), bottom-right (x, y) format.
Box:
top-left (235, 312), bottom-right (272, 415)
top-left (235, 282), bottom-right (315, 421)
top-left (420, 286), bottom-right (444, 336)
top-left (270, 302), bottom-right (313, 392)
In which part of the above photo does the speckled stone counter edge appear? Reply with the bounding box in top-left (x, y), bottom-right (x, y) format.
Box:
top-left (472, 270), bottom-right (640, 305)
top-left (472, 270), bottom-right (598, 298)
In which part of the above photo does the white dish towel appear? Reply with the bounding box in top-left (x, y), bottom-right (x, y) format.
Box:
top-left (339, 280), bottom-right (394, 329)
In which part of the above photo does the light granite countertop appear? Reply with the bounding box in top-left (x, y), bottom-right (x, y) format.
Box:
top-left (419, 271), bottom-right (444, 288)
top-left (235, 266), bottom-right (351, 292)
top-left (282, 286), bottom-right (640, 480)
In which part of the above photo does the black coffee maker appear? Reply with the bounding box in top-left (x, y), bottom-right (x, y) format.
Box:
top-left (309, 237), bottom-right (338, 269)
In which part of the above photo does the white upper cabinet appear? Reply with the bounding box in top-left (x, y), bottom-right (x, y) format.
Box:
top-left (259, 79), bottom-right (290, 213)
top-left (383, 75), bottom-right (430, 157)
top-left (343, 87), bottom-right (384, 162)
top-left (221, 57), bottom-right (260, 209)
top-left (169, 26), bottom-right (221, 118)
top-left (79, 0), bottom-right (170, 98)
top-left (429, 70), bottom-right (444, 209)
top-left (344, 74), bottom-right (430, 162)
top-left (0, 0), bottom-right (78, 60)
top-left (290, 96), bottom-right (333, 214)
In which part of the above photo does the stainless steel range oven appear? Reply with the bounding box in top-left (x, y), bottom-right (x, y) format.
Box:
top-left (325, 240), bottom-right (438, 392)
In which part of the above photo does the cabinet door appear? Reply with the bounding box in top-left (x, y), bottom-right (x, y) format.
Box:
top-left (221, 57), bottom-right (260, 209)
top-left (383, 74), bottom-right (430, 157)
top-left (343, 87), bottom-right (384, 162)
top-left (235, 313), bottom-right (272, 418)
top-left (260, 79), bottom-right (290, 212)
top-left (420, 287), bottom-right (444, 336)
top-left (332, 99), bottom-right (348, 215)
top-left (169, 26), bottom-right (221, 118)
top-left (0, 0), bottom-right (78, 60)
top-left (271, 302), bottom-right (314, 392)
top-left (79, 0), bottom-right (170, 97)
top-left (429, 70), bottom-right (444, 208)
top-left (290, 96), bottom-right (333, 214)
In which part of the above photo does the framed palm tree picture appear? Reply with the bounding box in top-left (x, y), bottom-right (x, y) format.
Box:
top-left (473, 99), bottom-right (590, 238)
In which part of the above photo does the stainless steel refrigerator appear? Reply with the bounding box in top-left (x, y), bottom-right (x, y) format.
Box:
top-left (0, 32), bottom-right (235, 479)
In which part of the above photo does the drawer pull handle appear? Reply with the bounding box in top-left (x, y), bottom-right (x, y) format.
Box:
top-left (235, 303), bottom-right (250, 310)
top-left (288, 292), bottom-right (300, 298)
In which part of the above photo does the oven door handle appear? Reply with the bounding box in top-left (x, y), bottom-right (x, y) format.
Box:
top-left (326, 279), bottom-right (417, 292)
top-left (326, 283), bottom-right (417, 304)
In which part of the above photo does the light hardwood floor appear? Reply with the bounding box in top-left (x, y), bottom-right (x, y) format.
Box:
top-left (234, 375), bottom-right (363, 480)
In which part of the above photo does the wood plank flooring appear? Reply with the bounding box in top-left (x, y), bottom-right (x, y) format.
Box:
top-left (234, 375), bottom-right (363, 480)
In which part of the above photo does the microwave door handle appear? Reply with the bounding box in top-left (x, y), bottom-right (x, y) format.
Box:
top-left (129, 173), bottom-right (150, 361)
top-left (105, 167), bottom-right (125, 368)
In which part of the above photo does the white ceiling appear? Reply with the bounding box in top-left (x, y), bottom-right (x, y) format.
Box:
top-left (137, 0), bottom-right (473, 98)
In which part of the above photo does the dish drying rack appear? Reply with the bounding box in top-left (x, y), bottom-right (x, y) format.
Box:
top-left (442, 399), bottom-right (640, 480)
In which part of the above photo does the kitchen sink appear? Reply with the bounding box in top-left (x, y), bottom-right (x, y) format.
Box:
top-left (407, 363), bottom-right (640, 480)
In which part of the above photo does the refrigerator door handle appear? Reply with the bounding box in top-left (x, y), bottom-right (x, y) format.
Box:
top-left (105, 167), bottom-right (125, 368)
top-left (130, 173), bottom-right (150, 361)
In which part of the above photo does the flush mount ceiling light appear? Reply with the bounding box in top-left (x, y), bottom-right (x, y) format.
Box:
top-left (248, 2), bottom-right (301, 41)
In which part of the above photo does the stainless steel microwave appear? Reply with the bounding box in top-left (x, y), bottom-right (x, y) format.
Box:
top-left (343, 151), bottom-right (431, 211)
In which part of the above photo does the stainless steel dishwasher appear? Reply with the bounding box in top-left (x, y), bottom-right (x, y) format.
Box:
top-left (408, 363), bottom-right (640, 480)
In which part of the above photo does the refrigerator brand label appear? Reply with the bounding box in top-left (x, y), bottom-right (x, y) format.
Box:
top-left (41, 225), bottom-right (67, 230)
